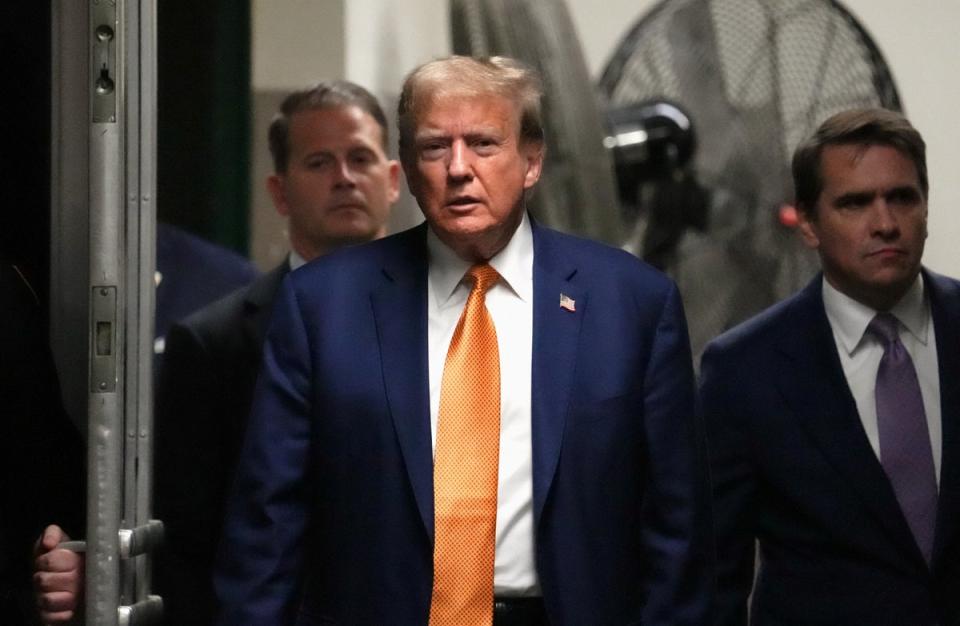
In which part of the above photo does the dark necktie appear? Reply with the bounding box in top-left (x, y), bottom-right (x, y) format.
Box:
top-left (868, 312), bottom-right (938, 564)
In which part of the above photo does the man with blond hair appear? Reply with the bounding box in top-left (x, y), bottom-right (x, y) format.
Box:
top-left (217, 56), bottom-right (712, 626)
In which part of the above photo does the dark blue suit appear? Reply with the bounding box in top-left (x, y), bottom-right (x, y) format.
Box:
top-left (215, 221), bottom-right (713, 625)
top-left (701, 270), bottom-right (960, 625)
top-left (155, 223), bottom-right (259, 343)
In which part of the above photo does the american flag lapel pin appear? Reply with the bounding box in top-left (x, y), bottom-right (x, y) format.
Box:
top-left (559, 293), bottom-right (576, 312)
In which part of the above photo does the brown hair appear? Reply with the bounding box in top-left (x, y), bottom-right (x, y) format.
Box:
top-left (268, 80), bottom-right (388, 173)
top-left (792, 108), bottom-right (927, 214)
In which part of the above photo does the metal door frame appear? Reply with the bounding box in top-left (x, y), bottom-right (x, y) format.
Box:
top-left (51, 1), bottom-right (162, 623)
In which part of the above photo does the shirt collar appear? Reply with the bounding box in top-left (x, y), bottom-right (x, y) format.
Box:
top-left (427, 211), bottom-right (534, 308)
top-left (288, 249), bottom-right (307, 271)
top-left (822, 273), bottom-right (929, 355)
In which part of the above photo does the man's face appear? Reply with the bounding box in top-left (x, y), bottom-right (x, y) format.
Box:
top-left (268, 105), bottom-right (399, 261)
top-left (798, 143), bottom-right (927, 310)
top-left (404, 93), bottom-right (543, 261)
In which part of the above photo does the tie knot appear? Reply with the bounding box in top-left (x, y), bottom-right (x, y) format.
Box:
top-left (467, 264), bottom-right (499, 295)
top-left (868, 312), bottom-right (901, 347)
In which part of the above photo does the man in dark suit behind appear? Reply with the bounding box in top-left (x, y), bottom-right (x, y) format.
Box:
top-left (215, 55), bottom-right (712, 626)
top-left (702, 108), bottom-right (960, 625)
top-left (30, 81), bottom-right (401, 626)
top-left (152, 81), bottom-right (399, 625)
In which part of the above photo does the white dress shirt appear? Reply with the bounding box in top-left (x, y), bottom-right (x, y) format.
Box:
top-left (822, 275), bottom-right (942, 484)
top-left (426, 212), bottom-right (540, 596)
top-left (289, 249), bottom-right (307, 271)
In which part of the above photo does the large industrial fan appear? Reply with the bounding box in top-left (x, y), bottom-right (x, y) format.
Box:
top-left (599, 0), bottom-right (902, 359)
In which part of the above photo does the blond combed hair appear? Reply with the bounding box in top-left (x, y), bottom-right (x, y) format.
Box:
top-left (397, 55), bottom-right (544, 160)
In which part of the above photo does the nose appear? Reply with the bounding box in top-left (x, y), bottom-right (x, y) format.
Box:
top-left (332, 159), bottom-right (357, 188)
top-left (447, 140), bottom-right (473, 182)
top-left (871, 199), bottom-right (899, 238)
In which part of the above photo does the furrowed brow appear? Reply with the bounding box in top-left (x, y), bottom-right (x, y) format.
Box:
top-left (833, 190), bottom-right (874, 206)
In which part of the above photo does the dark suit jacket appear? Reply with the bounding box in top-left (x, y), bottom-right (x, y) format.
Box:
top-left (155, 222), bottom-right (259, 342)
top-left (154, 263), bottom-right (288, 626)
top-left (0, 266), bottom-right (84, 625)
top-left (701, 270), bottom-right (960, 626)
top-left (215, 221), bottom-right (714, 626)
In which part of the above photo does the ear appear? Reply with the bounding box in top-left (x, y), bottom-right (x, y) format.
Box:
top-left (923, 202), bottom-right (929, 240)
top-left (267, 174), bottom-right (290, 217)
top-left (387, 160), bottom-right (401, 204)
top-left (795, 204), bottom-right (820, 249)
top-left (522, 141), bottom-right (544, 190)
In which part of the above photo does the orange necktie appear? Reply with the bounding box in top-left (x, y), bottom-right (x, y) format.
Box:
top-left (429, 264), bottom-right (501, 626)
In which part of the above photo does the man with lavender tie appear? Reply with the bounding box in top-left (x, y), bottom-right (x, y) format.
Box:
top-left (701, 108), bottom-right (960, 626)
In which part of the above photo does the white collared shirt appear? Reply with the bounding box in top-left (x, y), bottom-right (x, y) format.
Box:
top-left (289, 249), bottom-right (307, 271)
top-left (822, 275), bottom-right (942, 484)
top-left (426, 212), bottom-right (540, 596)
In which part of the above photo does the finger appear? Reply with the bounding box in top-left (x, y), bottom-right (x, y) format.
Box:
top-left (38, 607), bottom-right (77, 625)
top-left (44, 525), bottom-right (68, 550)
top-left (37, 589), bottom-right (81, 613)
top-left (35, 525), bottom-right (68, 555)
top-left (33, 570), bottom-right (81, 594)
top-left (34, 548), bottom-right (82, 574)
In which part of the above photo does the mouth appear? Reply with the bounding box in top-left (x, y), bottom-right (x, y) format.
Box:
top-left (329, 201), bottom-right (367, 212)
top-left (444, 196), bottom-right (482, 211)
top-left (867, 247), bottom-right (907, 259)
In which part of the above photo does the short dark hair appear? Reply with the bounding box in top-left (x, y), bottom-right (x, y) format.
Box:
top-left (397, 55), bottom-right (544, 162)
top-left (792, 108), bottom-right (927, 215)
top-left (268, 80), bottom-right (388, 173)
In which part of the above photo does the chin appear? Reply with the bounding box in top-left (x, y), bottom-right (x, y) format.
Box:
top-left (320, 222), bottom-right (376, 243)
top-left (435, 213), bottom-right (493, 236)
top-left (325, 214), bottom-right (373, 232)
top-left (442, 223), bottom-right (500, 244)
top-left (865, 274), bottom-right (918, 301)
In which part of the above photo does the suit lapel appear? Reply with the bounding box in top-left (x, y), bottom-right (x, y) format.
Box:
top-left (370, 226), bottom-right (434, 538)
top-left (927, 270), bottom-right (960, 567)
top-left (242, 263), bottom-right (289, 351)
top-left (777, 278), bottom-right (924, 565)
top-left (530, 225), bottom-right (585, 524)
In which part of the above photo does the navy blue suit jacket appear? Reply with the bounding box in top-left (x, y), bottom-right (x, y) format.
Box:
top-left (215, 221), bottom-right (713, 625)
top-left (701, 270), bottom-right (960, 625)
top-left (155, 223), bottom-right (259, 343)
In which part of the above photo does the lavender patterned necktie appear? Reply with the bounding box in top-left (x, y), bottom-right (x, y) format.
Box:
top-left (868, 312), bottom-right (938, 564)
